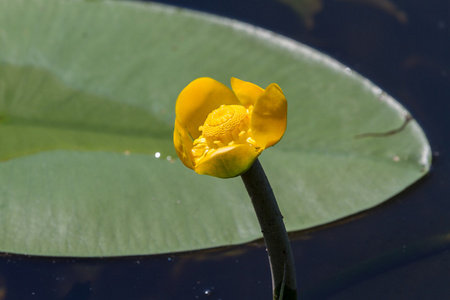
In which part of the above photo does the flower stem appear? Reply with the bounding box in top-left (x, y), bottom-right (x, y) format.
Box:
top-left (241, 159), bottom-right (297, 300)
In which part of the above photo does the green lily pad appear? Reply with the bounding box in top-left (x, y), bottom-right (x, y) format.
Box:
top-left (0, 0), bottom-right (431, 257)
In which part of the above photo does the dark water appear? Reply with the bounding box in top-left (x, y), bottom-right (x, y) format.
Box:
top-left (2, 0), bottom-right (450, 299)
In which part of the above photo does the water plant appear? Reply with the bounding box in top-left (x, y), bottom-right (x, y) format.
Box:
top-left (174, 77), bottom-right (296, 298)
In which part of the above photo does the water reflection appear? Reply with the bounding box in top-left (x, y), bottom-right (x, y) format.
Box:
top-left (1, 229), bottom-right (450, 299)
top-left (0, 242), bottom-right (269, 299)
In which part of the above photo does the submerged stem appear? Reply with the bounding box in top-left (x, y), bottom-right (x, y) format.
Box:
top-left (241, 159), bottom-right (297, 300)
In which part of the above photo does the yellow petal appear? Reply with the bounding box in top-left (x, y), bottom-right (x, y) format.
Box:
top-left (173, 119), bottom-right (194, 169)
top-left (195, 144), bottom-right (260, 178)
top-left (176, 77), bottom-right (240, 139)
top-left (251, 83), bottom-right (287, 148)
top-left (230, 77), bottom-right (265, 107)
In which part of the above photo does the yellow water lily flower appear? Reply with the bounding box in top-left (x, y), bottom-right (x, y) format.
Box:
top-left (173, 77), bottom-right (287, 178)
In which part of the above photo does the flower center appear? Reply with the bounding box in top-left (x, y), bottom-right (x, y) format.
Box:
top-left (191, 104), bottom-right (258, 164)
top-left (201, 105), bottom-right (247, 140)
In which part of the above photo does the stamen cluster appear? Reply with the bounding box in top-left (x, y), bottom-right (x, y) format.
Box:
top-left (191, 105), bottom-right (257, 164)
